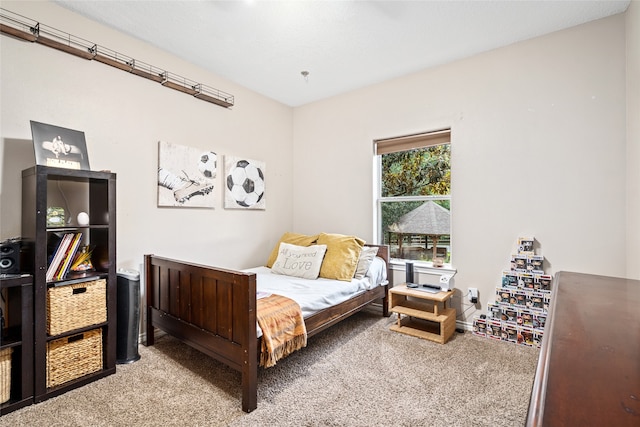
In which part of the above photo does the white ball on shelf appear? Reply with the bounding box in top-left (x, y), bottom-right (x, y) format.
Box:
top-left (77, 211), bottom-right (90, 226)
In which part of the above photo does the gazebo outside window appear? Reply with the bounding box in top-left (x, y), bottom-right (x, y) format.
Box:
top-left (387, 201), bottom-right (450, 262)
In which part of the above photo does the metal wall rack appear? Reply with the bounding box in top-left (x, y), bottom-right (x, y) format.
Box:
top-left (0, 8), bottom-right (234, 109)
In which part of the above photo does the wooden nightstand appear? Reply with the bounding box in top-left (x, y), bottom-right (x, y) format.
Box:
top-left (388, 284), bottom-right (456, 344)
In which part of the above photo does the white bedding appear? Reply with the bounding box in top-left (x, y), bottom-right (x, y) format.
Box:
top-left (244, 256), bottom-right (388, 319)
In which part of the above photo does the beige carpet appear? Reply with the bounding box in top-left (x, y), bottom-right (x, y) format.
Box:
top-left (0, 309), bottom-right (539, 426)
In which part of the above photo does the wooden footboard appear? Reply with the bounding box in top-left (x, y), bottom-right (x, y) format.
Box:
top-left (144, 244), bottom-right (390, 413)
top-left (144, 255), bottom-right (259, 411)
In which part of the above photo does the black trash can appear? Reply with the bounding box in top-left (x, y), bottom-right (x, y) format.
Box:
top-left (116, 268), bottom-right (141, 364)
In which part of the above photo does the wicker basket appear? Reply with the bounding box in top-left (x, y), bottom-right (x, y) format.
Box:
top-left (1, 347), bottom-right (12, 404)
top-left (46, 328), bottom-right (103, 388)
top-left (47, 279), bottom-right (107, 335)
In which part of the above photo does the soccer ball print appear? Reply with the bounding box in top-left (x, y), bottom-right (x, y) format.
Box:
top-left (198, 151), bottom-right (217, 178)
top-left (224, 156), bottom-right (266, 209)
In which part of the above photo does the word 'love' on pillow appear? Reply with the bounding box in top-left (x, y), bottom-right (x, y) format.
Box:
top-left (271, 243), bottom-right (327, 280)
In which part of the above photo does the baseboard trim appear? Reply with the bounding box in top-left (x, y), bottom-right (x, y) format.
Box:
top-left (456, 319), bottom-right (473, 331)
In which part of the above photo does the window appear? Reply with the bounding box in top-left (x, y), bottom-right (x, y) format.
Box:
top-left (375, 129), bottom-right (451, 264)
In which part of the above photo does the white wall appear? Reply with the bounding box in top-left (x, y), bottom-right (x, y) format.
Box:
top-left (293, 14), bottom-right (629, 323)
top-left (0, 1), bottom-right (294, 270)
top-left (1, 2), bottom-right (634, 325)
top-left (626, 1), bottom-right (640, 280)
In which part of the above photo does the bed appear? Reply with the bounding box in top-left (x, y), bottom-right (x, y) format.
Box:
top-left (144, 240), bottom-right (390, 413)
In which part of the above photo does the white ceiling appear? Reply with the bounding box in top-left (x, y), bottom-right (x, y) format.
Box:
top-left (54, 0), bottom-right (630, 107)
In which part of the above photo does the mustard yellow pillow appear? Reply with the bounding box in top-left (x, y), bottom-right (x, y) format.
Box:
top-left (266, 232), bottom-right (319, 268)
top-left (317, 233), bottom-right (365, 281)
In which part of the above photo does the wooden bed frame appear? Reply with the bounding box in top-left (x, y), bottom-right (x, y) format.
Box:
top-left (144, 244), bottom-right (390, 412)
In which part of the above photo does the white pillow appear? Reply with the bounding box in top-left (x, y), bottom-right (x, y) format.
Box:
top-left (353, 246), bottom-right (379, 279)
top-left (271, 242), bottom-right (327, 280)
top-left (365, 256), bottom-right (388, 286)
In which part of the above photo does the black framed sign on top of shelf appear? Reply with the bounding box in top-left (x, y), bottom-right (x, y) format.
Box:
top-left (30, 121), bottom-right (91, 171)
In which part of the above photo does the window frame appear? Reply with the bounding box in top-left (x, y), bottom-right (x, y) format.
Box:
top-left (374, 129), bottom-right (453, 270)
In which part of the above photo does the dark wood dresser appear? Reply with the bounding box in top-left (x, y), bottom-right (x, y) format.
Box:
top-left (526, 271), bottom-right (640, 426)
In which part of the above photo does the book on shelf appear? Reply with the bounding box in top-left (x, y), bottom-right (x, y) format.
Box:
top-left (55, 233), bottom-right (83, 281)
top-left (46, 233), bottom-right (72, 282)
top-left (46, 232), bottom-right (83, 282)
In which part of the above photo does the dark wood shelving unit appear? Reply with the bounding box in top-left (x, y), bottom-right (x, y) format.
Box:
top-left (0, 274), bottom-right (33, 415)
top-left (21, 165), bottom-right (116, 403)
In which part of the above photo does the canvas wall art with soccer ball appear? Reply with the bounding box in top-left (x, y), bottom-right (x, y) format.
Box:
top-left (157, 141), bottom-right (217, 208)
top-left (224, 156), bottom-right (266, 210)
top-left (156, 141), bottom-right (265, 210)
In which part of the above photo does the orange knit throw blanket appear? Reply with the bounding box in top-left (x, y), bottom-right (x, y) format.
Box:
top-left (257, 294), bottom-right (307, 368)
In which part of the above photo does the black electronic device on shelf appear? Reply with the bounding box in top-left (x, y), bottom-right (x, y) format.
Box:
top-left (407, 282), bottom-right (442, 293)
top-left (0, 239), bottom-right (21, 275)
top-left (415, 284), bottom-right (442, 293)
top-left (405, 261), bottom-right (445, 293)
